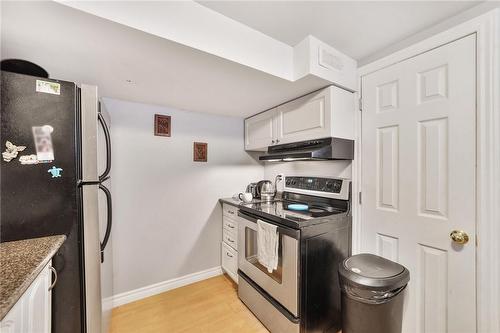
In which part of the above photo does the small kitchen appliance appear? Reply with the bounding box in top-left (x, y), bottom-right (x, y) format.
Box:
top-left (256, 180), bottom-right (274, 201)
top-left (237, 176), bottom-right (351, 333)
top-left (255, 175), bottom-right (283, 201)
top-left (246, 182), bottom-right (258, 198)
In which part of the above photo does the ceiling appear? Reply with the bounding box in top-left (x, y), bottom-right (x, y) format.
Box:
top-left (198, 1), bottom-right (482, 63)
top-left (1, 1), bottom-right (329, 117)
top-left (1, 1), bottom-right (486, 118)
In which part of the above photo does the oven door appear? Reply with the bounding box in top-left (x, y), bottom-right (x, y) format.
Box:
top-left (237, 210), bottom-right (300, 317)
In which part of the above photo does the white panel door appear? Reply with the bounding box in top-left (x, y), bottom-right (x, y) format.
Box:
top-left (245, 109), bottom-right (276, 151)
top-left (361, 34), bottom-right (476, 333)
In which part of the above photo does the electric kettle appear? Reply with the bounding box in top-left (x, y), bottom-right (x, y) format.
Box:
top-left (257, 180), bottom-right (275, 201)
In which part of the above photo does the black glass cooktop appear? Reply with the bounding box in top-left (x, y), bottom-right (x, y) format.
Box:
top-left (241, 199), bottom-right (347, 223)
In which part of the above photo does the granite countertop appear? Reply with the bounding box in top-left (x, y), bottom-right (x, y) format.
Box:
top-left (0, 235), bottom-right (66, 320)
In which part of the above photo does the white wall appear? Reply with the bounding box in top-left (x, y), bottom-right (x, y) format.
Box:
top-left (264, 160), bottom-right (352, 192)
top-left (102, 97), bottom-right (263, 295)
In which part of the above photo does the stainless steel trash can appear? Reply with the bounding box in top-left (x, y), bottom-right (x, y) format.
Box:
top-left (338, 254), bottom-right (410, 333)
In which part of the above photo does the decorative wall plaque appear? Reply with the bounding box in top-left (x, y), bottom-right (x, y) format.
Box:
top-left (154, 114), bottom-right (171, 137)
top-left (193, 142), bottom-right (207, 162)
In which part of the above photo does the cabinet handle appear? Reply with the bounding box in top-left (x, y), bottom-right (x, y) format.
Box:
top-left (49, 266), bottom-right (58, 291)
top-left (228, 210), bottom-right (235, 215)
top-left (227, 238), bottom-right (235, 243)
top-left (226, 224), bottom-right (235, 229)
top-left (226, 252), bottom-right (233, 258)
top-left (272, 140), bottom-right (275, 144)
top-left (276, 139), bottom-right (280, 143)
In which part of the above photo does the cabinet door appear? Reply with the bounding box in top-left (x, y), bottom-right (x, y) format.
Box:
top-left (221, 242), bottom-right (238, 283)
top-left (0, 262), bottom-right (52, 333)
top-left (244, 109), bottom-right (276, 151)
top-left (0, 299), bottom-right (24, 333)
top-left (25, 262), bottom-right (52, 333)
top-left (276, 88), bottom-right (332, 144)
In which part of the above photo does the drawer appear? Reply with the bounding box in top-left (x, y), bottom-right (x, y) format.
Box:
top-left (223, 227), bottom-right (238, 251)
top-left (222, 203), bottom-right (238, 218)
top-left (222, 217), bottom-right (237, 231)
top-left (221, 242), bottom-right (238, 283)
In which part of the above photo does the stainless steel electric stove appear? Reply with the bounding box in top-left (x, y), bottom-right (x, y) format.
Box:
top-left (236, 176), bottom-right (352, 333)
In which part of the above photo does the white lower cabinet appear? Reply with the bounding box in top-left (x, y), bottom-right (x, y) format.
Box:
top-left (1, 261), bottom-right (53, 333)
top-left (221, 204), bottom-right (239, 283)
top-left (222, 227), bottom-right (238, 251)
top-left (221, 242), bottom-right (238, 283)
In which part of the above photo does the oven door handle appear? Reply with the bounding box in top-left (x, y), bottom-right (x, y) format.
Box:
top-left (238, 210), bottom-right (300, 239)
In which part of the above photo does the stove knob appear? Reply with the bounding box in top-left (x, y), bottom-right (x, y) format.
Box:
top-left (333, 182), bottom-right (342, 192)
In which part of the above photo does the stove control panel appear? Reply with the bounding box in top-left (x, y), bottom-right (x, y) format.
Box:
top-left (284, 176), bottom-right (350, 200)
top-left (285, 177), bottom-right (343, 193)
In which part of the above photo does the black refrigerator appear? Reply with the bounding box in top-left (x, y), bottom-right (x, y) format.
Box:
top-left (1, 70), bottom-right (113, 333)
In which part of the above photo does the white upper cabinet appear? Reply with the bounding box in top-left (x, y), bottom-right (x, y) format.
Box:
top-left (245, 86), bottom-right (354, 151)
top-left (244, 109), bottom-right (277, 151)
top-left (276, 88), bottom-right (330, 145)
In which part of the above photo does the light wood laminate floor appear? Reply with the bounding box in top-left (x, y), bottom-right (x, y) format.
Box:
top-left (110, 274), bottom-right (269, 333)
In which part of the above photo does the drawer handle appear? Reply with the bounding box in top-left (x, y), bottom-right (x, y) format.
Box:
top-left (226, 252), bottom-right (233, 258)
top-left (49, 266), bottom-right (58, 291)
top-left (226, 224), bottom-right (235, 229)
top-left (227, 238), bottom-right (235, 243)
top-left (228, 211), bottom-right (235, 215)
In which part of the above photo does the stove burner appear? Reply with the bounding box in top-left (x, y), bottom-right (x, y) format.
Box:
top-left (288, 204), bottom-right (309, 211)
top-left (240, 189), bottom-right (350, 224)
top-left (283, 200), bottom-right (344, 218)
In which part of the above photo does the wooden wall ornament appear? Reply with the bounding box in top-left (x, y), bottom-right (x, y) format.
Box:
top-left (154, 114), bottom-right (171, 137)
top-left (193, 142), bottom-right (207, 162)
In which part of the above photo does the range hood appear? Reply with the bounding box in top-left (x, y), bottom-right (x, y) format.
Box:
top-left (259, 137), bottom-right (354, 162)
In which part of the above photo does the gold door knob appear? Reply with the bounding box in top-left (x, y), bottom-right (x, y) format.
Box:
top-left (450, 230), bottom-right (469, 244)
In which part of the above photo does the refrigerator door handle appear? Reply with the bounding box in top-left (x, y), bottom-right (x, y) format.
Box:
top-left (99, 183), bottom-right (112, 263)
top-left (98, 108), bottom-right (112, 182)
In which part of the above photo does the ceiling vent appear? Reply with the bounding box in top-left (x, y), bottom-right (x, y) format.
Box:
top-left (318, 46), bottom-right (344, 72)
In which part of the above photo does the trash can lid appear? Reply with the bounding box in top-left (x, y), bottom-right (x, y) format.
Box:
top-left (339, 253), bottom-right (410, 290)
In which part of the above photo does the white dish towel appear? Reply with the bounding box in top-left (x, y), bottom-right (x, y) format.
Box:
top-left (257, 219), bottom-right (279, 273)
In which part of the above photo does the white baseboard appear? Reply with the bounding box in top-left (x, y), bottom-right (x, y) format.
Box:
top-left (111, 266), bottom-right (223, 308)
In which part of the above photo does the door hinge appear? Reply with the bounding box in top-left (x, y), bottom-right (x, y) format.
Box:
top-left (358, 192), bottom-right (362, 205)
top-left (358, 98), bottom-right (363, 111)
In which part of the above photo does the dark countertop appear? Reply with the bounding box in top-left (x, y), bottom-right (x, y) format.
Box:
top-left (0, 235), bottom-right (66, 320)
top-left (219, 196), bottom-right (282, 207)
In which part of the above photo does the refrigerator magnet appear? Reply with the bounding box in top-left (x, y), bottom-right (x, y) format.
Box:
top-left (48, 166), bottom-right (63, 178)
top-left (2, 141), bottom-right (26, 162)
top-left (19, 154), bottom-right (39, 165)
top-left (36, 80), bottom-right (60, 95)
top-left (32, 125), bottom-right (55, 162)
